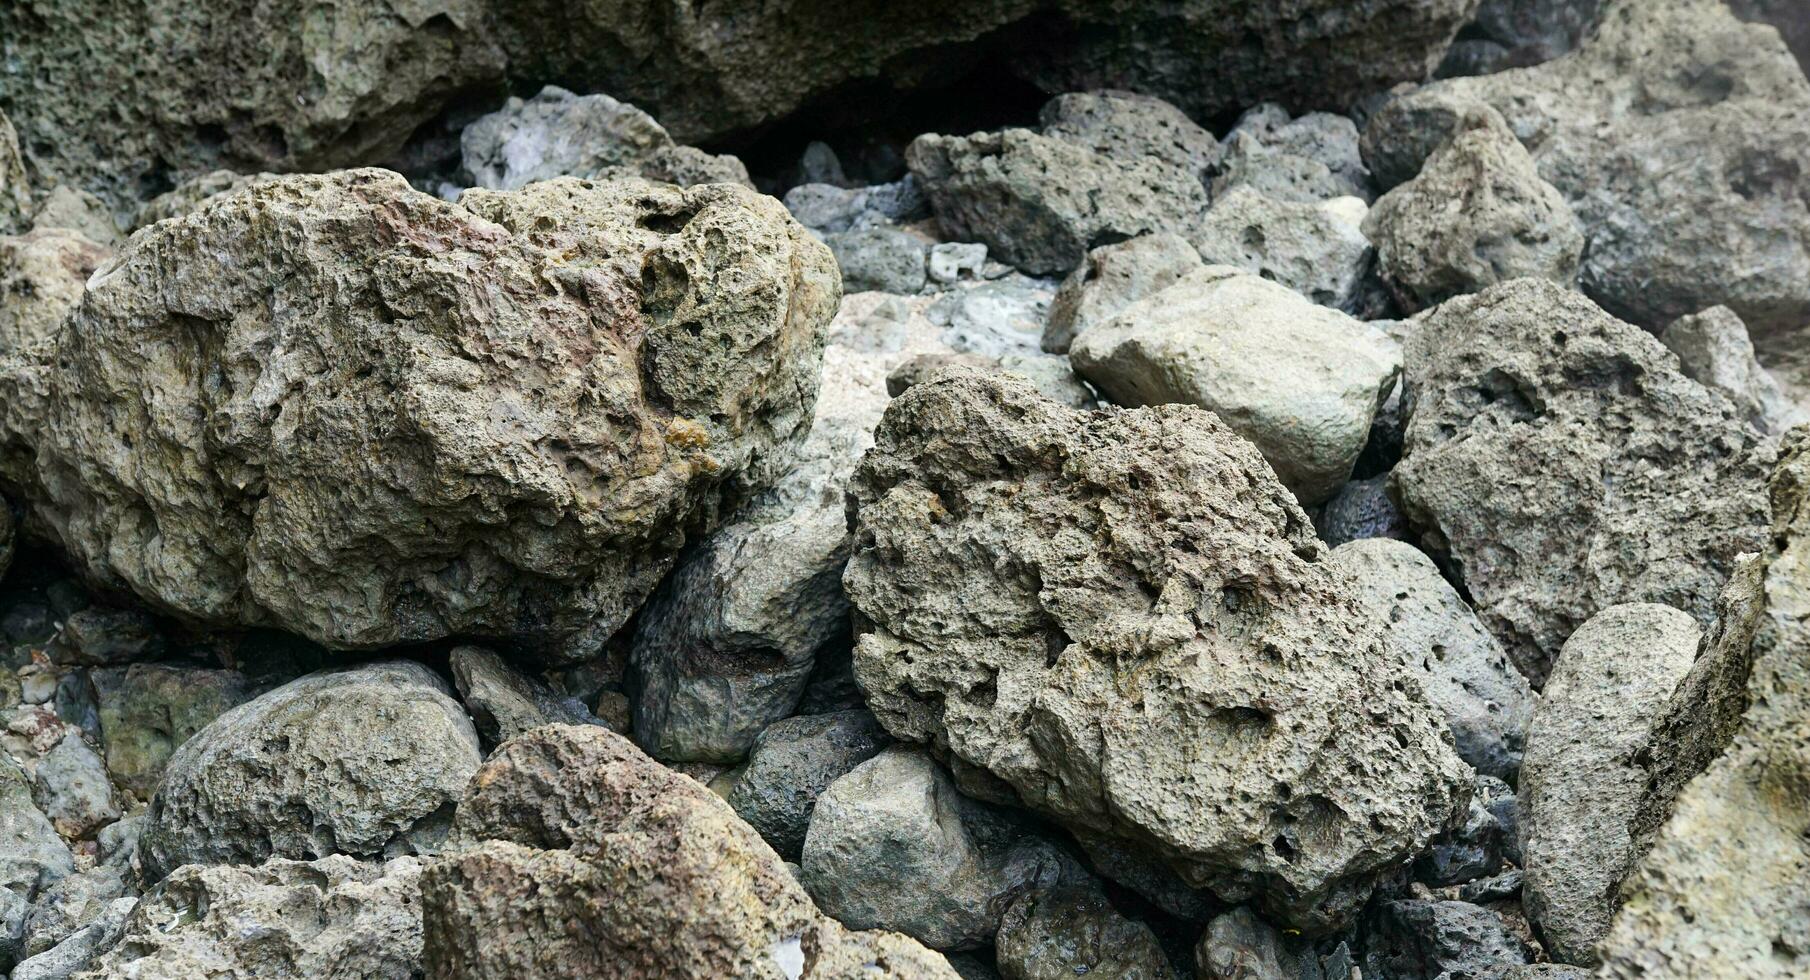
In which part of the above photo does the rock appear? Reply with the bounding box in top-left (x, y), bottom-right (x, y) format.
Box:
top-left (843, 371), bottom-right (1470, 931)
top-left (1519, 604), bottom-right (1701, 964)
top-left (888, 353), bottom-right (1006, 398)
top-left (28, 187), bottom-right (118, 247)
top-left (1364, 107), bottom-right (1582, 311)
top-left (1196, 906), bottom-right (1303, 979)
top-left (800, 747), bottom-right (1070, 951)
top-left (458, 85), bottom-right (749, 192)
top-left (48, 607), bottom-right (162, 667)
top-left (827, 226), bottom-right (930, 294)
top-left (30, 731), bottom-right (120, 840)
top-left (139, 660), bottom-right (481, 882)
top-left (17, 865), bottom-right (128, 960)
top-left (1598, 430), bottom-right (1810, 979)
top-left (419, 725), bottom-right (958, 978)
top-left (889, 352), bottom-right (1096, 411)
top-left (1038, 90), bottom-right (1221, 180)
top-left (0, 110), bottom-right (28, 234)
top-left (1661, 306), bottom-right (1804, 435)
top-left (448, 645), bottom-right (601, 745)
top-left (928, 243), bottom-right (990, 285)
top-left (794, 141), bottom-right (848, 187)
top-left (1212, 105), bottom-right (1373, 204)
top-left (1043, 233), bottom-right (1203, 354)
top-left (726, 709), bottom-right (890, 860)
top-left (87, 856), bottom-right (422, 979)
top-left (1361, 899), bottom-right (1532, 979)
top-left (784, 179), bottom-right (928, 235)
top-left (132, 170), bottom-right (273, 230)
top-left (1329, 538), bottom-right (1534, 781)
top-left (0, 230), bottom-right (110, 476)
top-left (1, 758), bottom-right (74, 971)
top-left (907, 128), bottom-right (1209, 276)
top-left (89, 663), bottom-right (256, 800)
top-left (0, 170), bottom-right (838, 660)
top-left (1392, 279), bottom-right (1774, 685)
top-left (925, 275), bottom-right (1055, 357)
top-left (10, 896), bottom-right (133, 980)
top-left (1070, 265), bottom-right (1400, 504)
top-left (993, 884), bottom-right (1170, 980)
top-left (1417, 774), bottom-right (1515, 887)
top-left (1438, 0), bottom-right (1602, 76)
top-left (1315, 474), bottom-right (1410, 548)
top-left (1190, 186), bottom-right (1373, 312)
top-left (1362, 0), bottom-right (1810, 337)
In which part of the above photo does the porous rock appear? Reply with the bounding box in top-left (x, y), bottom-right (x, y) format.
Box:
top-left (1315, 474), bottom-right (1410, 548)
top-left (419, 724), bottom-right (958, 979)
top-left (1038, 90), bottom-right (1221, 180)
top-left (1660, 306), bottom-right (1804, 435)
top-left (1190, 186), bottom-right (1373, 312)
top-left (90, 663), bottom-right (256, 800)
top-left (1043, 233), bottom-right (1203, 354)
top-left (0, 110), bottom-right (28, 234)
top-left (30, 731), bottom-right (120, 841)
top-left (1212, 104), bottom-right (1373, 204)
top-left (843, 370), bottom-right (1470, 930)
top-left (826, 226), bottom-right (930, 295)
top-left (1, 758), bottom-right (74, 972)
top-left (17, 866), bottom-right (129, 962)
top-left (1070, 265), bottom-right (1400, 504)
top-left (727, 709), bottom-right (890, 861)
top-left (1196, 906), bottom-right (1305, 979)
top-left (993, 884), bottom-right (1169, 980)
top-left (449, 645), bottom-right (603, 745)
top-left (139, 660), bottom-right (481, 882)
top-left (0, 230), bottom-right (110, 483)
top-left (1392, 278), bottom-right (1774, 685)
top-left (1361, 899), bottom-right (1532, 979)
top-left (0, 169), bottom-right (838, 661)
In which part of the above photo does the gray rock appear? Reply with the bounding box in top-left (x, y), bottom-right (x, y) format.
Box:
top-left (1392, 278), bottom-right (1774, 685)
top-left (1362, 899), bottom-right (1532, 979)
top-left (88, 856), bottom-right (422, 979)
top-left (18, 865), bottom-right (128, 960)
top-left (1363, 0), bottom-right (1810, 338)
top-left (1213, 105), bottom-right (1373, 203)
top-left (1039, 90), bottom-right (1221, 180)
top-left (1070, 265), bottom-right (1400, 504)
top-left (0, 110), bottom-right (28, 235)
top-left (1417, 774), bottom-right (1515, 887)
top-left (48, 608), bottom-right (162, 667)
top-left (1519, 604), bottom-right (1701, 964)
top-left (0, 170), bottom-right (838, 662)
top-left (1316, 474), bottom-right (1410, 548)
top-left (27, 187), bottom-right (118, 247)
top-left (10, 896), bottom-right (132, 980)
top-left (420, 725), bottom-right (958, 978)
top-left (1439, 0), bottom-right (1602, 76)
top-left (907, 128), bottom-right (1209, 276)
top-left (1598, 430), bottom-right (1810, 979)
top-left (925, 275), bottom-right (1055, 357)
top-left (449, 645), bottom-right (603, 745)
top-left (140, 661), bottom-right (481, 882)
top-left (784, 178), bottom-right (928, 234)
top-left (1191, 186), bottom-right (1373, 311)
top-left (889, 352), bottom-right (1096, 411)
top-left (132, 170), bottom-right (275, 230)
top-left (726, 709), bottom-right (890, 860)
top-left (928, 242), bottom-right (990, 285)
top-left (30, 731), bottom-right (120, 840)
top-left (0, 758), bottom-right (74, 971)
top-left (794, 141), bottom-right (847, 187)
top-left (843, 371), bottom-right (1469, 931)
top-left (90, 663), bottom-right (257, 800)
top-left (0, 231), bottom-right (110, 468)
top-left (1661, 306), bottom-right (1805, 435)
top-left (1196, 906), bottom-right (1303, 979)
top-left (993, 884), bottom-right (1170, 980)
top-left (800, 747), bottom-right (1070, 951)
top-left (459, 85), bottom-right (749, 192)
top-left (1043, 233), bottom-right (1203, 354)
top-left (1364, 107), bottom-right (1582, 311)
top-left (827, 226), bottom-right (930, 294)
top-left (1330, 538), bottom-right (1535, 781)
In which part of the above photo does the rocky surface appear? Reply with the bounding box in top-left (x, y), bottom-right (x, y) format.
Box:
top-left (1043, 233), bottom-right (1203, 355)
top-left (727, 709), bottom-right (890, 861)
top-left (139, 660), bottom-right (481, 882)
top-left (89, 663), bottom-right (255, 800)
top-left (1316, 474), bottom-right (1411, 548)
top-left (0, 110), bottom-right (29, 235)
top-left (1660, 306), bottom-right (1805, 435)
top-left (1362, 899), bottom-right (1532, 978)
top-left (449, 645), bottom-right (606, 745)
top-left (0, 169), bottom-right (838, 661)
top-left (843, 371), bottom-right (1469, 930)
top-left (1392, 278), bottom-right (1774, 685)
top-left (1213, 104), bottom-right (1374, 203)
top-left (1191, 187), bottom-right (1374, 312)
top-left (1, 758), bottom-right (74, 972)
top-left (992, 885), bottom-right (1170, 980)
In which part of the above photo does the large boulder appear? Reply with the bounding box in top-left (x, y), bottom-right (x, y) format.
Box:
top-left (1070, 265), bottom-right (1400, 504)
top-left (842, 371), bottom-right (1470, 931)
top-left (0, 170), bottom-right (837, 661)
top-left (1598, 428), bottom-right (1810, 979)
top-left (1392, 279), bottom-right (1774, 685)
top-left (139, 661), bottom-right (482, 882)
top-left (1363, 0), bottom-right (1810, 339)
top-left (419, 724), bottom-right (958, 978)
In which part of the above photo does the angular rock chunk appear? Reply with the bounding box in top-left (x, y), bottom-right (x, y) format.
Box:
top-left (1213, 104), bottom-right (1373, 203)
top-left (1361, 899), bottom-right (1533, 978)
top-left (449, 645), bottom-right (603, 745)
top-left (1519, 604), bottom-right (1701, 964)
top-left (1364, 107), bottom-right (1582, 311)
top-left (727, 709), bottom-right (890, 861)
top-left (87, 856), bottom-right (423, 979)
top-left (1, 758), bottom-right (74, 972)
top-left (1038, 90), bottom-right (1221, 179)
top-left (1191, 186), bottom-right (1373, 312)
top-left (907, 128), bottom-right (1209, 276)
top-left (0, 110), bottom-right (28, 235)
top-left (420, 725), bottom-right (958, 979)
top-left (1316, 474), bottom-right (1410, 548)
top-left (1660, 306), bottom-right (1804, 435)
top-left (90, 663), bottom-right (255, 799)
top-left (0, 230), bottom-right (110, 479)
top-left (1392, 279), bottom-right (1773, 684)
top-left (1043, 233), bottom-right (1203, 354)
top-left (1070, 266), bottom-right (1400, 504)
top-left (0, 170), bottom-right (837, 660)
top-left (140, 661), bottom-right (481, 882)
top-left (1437, 0), bottom-right (1602, 76)
top-left (843, 371), bottom-right (1470, 930)
top-left (1599, 429), bottom-right (1810, 979)
top-left (1330, 539), bottom-right (1534, 782)
top-left (1196, 906), bottom-right (1306, 979)
top-left (826, 226), bottom-right (930, 295)
top-left (11, 895), bottom-right (133, 980)
top-left (800, 747), bottom-right (1070, 951)
top-left (17, 865), bottom-right (128, 962)
top-left (30, 731), bottom-right (119, 841)
top-left (993, 884), bottom-right (1169, 980)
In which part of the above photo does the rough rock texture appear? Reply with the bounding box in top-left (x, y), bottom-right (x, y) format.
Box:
top-left (1070, 266), bottom-right (1400, 504)
top-left (85, 856), bottom-right (424, 979)
top-left (1037, 90), bottom-right (1221, 180)
top-left (1316, 474), bottom-right (1410, 548)
top-left (0, 169), bottom-right (838, 661)
top-left (0, 110), bottom-right (28, 234)
top-left (17, 866), bottom-right (128, 961)
top-left (1330, 539), bottom-right (1534, 782)
top-left (826, 227), bottom-right (930, 295)
top-left (420, 725), bottom-right (958, 979)
top-left (843, 371), bottom-right (1470, 931)
top-left (1518, 604), bottom-right (1701, 964)
top-left (1392, 279), bottom-right (1774, 685)
top-left (1196, 906), bottom-right (1305, 979)
top-left (139, 661), bottom-right (482, 882)
top-left (132, 170), bottom-right (274, 230)
top-left (992, 885), bottom-right (1169, 980)
top-left (907, 128), bottom-right (1209, 276)
top-left (1363, 0), bottom-right (1810, 337)
top-left (449, 645), bottom-right (602, 745)
top-left (1598, 429), bottom-right (1810, 979)
top-left (1213, 105), bottom-right (1374, 204)
top-left (1418, 774), bottom-right (1515, 886)
top-left (30, 732), bottom-right (120, 840)
top-left (28, 187), bottom-right (118, 247)
top-left (1362, 899), bottom-right (1532, 978)
top-left (0, 231), bottom-right (111, 479)
top-left (800, 747), bottom-right (1070, 951)
top-left (12, 895), bottom-right (133, 980)
top-left (458, 85), bottom-right (750, 191)
top-left (1191, 187), bottom-right (1373, 312)
top-left (90, 663), bottom-right (256, 800)
top-left (1363, 107), bottom-right (1581, 311)
top-left (1661, 306), bottom-right (1804, 435)
top-left (1438, 0), bottom-right (1601, 76)
top-left (1, 758), bottom-right (74, 972)
top-left (1043, 233), bottom-right (1202, 354)
top-left (727, 709), bottom-right (891, 861)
